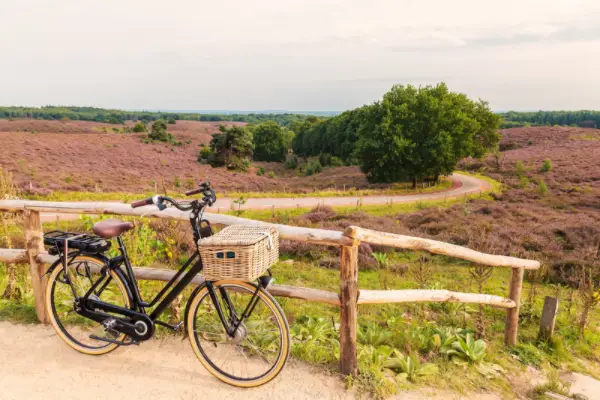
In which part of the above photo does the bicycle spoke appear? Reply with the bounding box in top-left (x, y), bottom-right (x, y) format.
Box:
top-left (190, 282), bottom-right (288, 383)
top-left (49, 259), bottom-right (130, 351)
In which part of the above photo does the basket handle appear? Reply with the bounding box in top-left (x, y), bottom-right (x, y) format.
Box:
top-left (263, 232), bottom-right (274, 250)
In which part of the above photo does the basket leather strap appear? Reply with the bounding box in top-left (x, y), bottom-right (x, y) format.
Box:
top-left (263, 231), bottom-right (274, 250)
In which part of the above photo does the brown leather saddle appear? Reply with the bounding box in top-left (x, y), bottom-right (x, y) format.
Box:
top-left (92, 219), bottom-right (134, 238)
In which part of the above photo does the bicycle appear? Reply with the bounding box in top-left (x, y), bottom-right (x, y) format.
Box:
top-left (43, 182), bottom-right (290, 387)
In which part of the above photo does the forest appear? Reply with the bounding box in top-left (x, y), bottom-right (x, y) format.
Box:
top-left (500, 110), bottom-right (600, 128)
top-left (291, 83), bottom-right (501, 184)
top-left (0, 106), bottom-right (310, 126)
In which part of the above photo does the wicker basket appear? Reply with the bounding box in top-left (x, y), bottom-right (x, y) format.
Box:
top-left (199, 225), bottom-right (279, 281)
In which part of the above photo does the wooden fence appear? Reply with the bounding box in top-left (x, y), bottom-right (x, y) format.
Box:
top-left (0, 200), bottom-right (540, 376)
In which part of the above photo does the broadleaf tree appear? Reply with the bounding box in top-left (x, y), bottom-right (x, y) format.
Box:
top-left (252, 120), bottom-right (288, 162)
top-left (357, 83), bottom-right (501, 185)
top-left (208, 125), bottom-right (254, 171)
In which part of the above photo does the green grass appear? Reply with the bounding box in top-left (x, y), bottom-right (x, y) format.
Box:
top-left (1, 247), bottom-right (599, 397)
top-left (569, 134), bottom-right (600, 141)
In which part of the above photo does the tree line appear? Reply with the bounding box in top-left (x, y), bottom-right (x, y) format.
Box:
top-left (198, 83), bottom-right (501, 185)
top-left (500, 110), bottom-right (600, 129)
top-left (0, 106), bottom-right (313, 126)
top-left (292, 83), bottom-right (501, 184)
top-left (198, 121), bottom-right (294, 171)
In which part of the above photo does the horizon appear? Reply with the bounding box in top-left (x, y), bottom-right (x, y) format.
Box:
top-left (3, 104), bottom-right (600, 115)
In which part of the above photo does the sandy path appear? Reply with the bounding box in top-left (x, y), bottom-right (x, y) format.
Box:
top-left (0, 321), bottom-right (351, 400)
top-left (0, 322), bottom-right (513, 399)
top-left (40, 173), bottom-right (490, 223)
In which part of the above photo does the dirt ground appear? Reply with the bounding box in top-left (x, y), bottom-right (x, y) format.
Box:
top-left (0, 321), bottom-right (510, 400)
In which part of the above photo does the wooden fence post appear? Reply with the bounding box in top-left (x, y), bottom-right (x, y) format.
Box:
top-left (24, 210), bottom-right (49, 324)
top-left (539, 296), bottom-right (559, 341)
top-left (504, 267), bottom-right (524, 345)
top-left (339, 241), bottom-right (359, 377)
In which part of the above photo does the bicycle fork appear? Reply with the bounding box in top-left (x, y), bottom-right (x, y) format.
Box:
top-left (205, 281), bottom-right (265, 339)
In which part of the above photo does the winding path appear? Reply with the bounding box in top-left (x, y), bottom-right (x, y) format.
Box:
top-left (218, 173), bottom-right (490, 211)
top-left (41, 173), bottom-right (491, 222)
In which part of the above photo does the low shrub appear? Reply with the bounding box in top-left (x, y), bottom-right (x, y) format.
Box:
top-left (538, 180), bottom-right (548, 196)
top-left (284, 154), bottom-right (298, 169)
top-left (132, 122), bottom-right (147, 133)
top-left (305, 159), bottom-right (323, 176)
top-left (540, 159), bottom-right (553, 173)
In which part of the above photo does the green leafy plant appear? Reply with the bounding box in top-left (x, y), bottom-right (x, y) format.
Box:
top-left (291, 316), bottom-right (339, 365)
top-left (384, 350), bottom-right (438, 382)
top-left (373, 252), bottom-right (390, 289)
top-left (440, 333), bottom-right (487, 364)
top-left (256, 166), bottom-right (265, 176)
top-left (358, 323), bottom-right (393, 346)
top-left (431, 327), bottom-right (470, 350)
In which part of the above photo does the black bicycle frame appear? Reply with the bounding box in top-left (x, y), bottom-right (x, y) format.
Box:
top-left (66, 200), bottom-right (259, 341)
top-left (112, 235), bottom-right (204, 320)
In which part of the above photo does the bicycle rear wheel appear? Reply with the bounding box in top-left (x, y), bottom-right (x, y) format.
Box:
top-left (186, 280), bottom-right (290, 387)
top-left (45, 255), bottom-right (131, 355)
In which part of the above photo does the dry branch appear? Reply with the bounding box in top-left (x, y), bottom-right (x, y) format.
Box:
top-left (345, 226), bottom-right (540, 270)
top-left (0, 200), bottom-right (350, 247)
top-left (358, 289), bottom-right (516, 309)
top-left (0, 249), bottom-right (340, 305)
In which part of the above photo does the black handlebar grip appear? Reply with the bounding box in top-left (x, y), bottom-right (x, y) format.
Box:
top-left (185, 187), bottom-right (203, 196)
top-left (131, 198), bottom-right (153, 208)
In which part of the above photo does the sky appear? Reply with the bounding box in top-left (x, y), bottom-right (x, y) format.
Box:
top-left (1, 0), bottom-right (600, 112)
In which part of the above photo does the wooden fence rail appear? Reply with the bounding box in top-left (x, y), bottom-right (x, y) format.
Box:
top-left (0, 200), bottom-right (540, 376)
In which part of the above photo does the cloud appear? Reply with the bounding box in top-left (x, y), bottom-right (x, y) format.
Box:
top-left (1, 0), bottom-right (600, 110)
top-left (389, 16), bottom-right (600, 52)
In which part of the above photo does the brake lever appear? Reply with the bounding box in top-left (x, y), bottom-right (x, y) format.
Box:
top-left (154, 195), bottom-right (168, 211)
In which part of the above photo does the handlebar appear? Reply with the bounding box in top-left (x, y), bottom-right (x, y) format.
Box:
top-left (185, 187), bottom-right (203, 196)
top-left (131, 182), bottom-right (216, 211)
top-left (131, 198), bottom-right (154, 208)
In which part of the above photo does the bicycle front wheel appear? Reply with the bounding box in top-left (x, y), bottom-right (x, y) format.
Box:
top-left (186, 280), bottom-right (290, 387)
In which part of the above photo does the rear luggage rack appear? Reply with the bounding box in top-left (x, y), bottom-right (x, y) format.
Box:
top-left (44, 231), bottom-right (111, 254)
